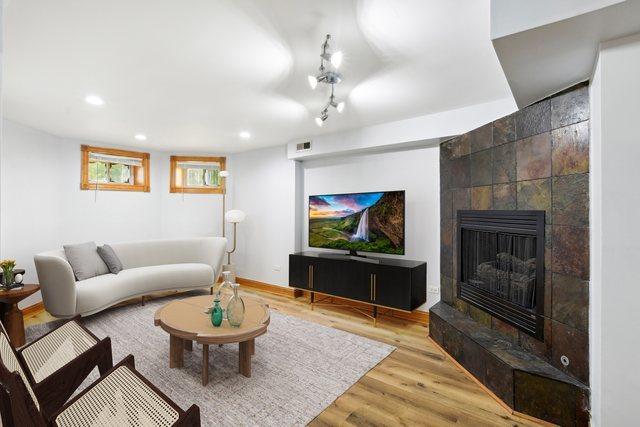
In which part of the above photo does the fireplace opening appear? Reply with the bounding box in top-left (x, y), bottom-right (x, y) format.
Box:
top-left (457, 211), bottom-right (545, 340)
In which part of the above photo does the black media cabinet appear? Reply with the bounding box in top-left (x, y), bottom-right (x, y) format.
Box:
top-left (289, 252), bottom-right (427, 321)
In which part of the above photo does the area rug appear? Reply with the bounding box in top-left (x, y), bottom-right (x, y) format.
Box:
top-left (26, 291), bottom-right (395, 426)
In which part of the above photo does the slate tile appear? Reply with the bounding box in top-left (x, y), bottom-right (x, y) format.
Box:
top-left (519, 318), bottom-right (552, 361)
top-left (454, 297), bottom-right (469, 315)
top-left (440, 139), bottom-right (455, 162)
top-left (552, 173), bottom-right (589, 227)
top-left (440, 220), bottom-right (453, 279)
top-left (469, 305), bottom-right (492, 328)
top-left (492, 141), bottom-right (516, 184)
top-left (450, 155), bottom-right (470, 188)
top-left (552, 121), bottom-right (589, 176)
top-left (493, 114), bottom-right (516, 146)
top-left (491, 317), bottom-right (518, 345)
top-left (485, 355), bottom-right (514, 406)
top-left (461, 337), bottom-right (486, 381)
top-left (513, 371), bottom-right (578, 426)
top-left (517, 132), bottom-right (552, 181)
top-left (551, 84), bottom-right (589, 129)
top-left (544, 270), bottom-right (552, 318)
top-left (440, 275), bottom-right (454, 305)
top-left (440, 189), bottom-right (454, 220)
top-left (469, 123), bottom-right (493, 153)
top-left (552, 274), bottom-right (589, 333)
top-left (552, 320), bottom-right (589, 384)
top-left (449, 135), bottom-right (470, 159)
top-left (516, 99), bottom-right (551, 139)
top-left (442, 325), bottom-right (464, 359)
top-left (440, 160), bottom-right (453, 191)
top-left (517, 178), bottom-right (551, 223)
top-left (493, 183), bottom-right (516, 210)
top-left (470, 149), bottom-right (493, 187)
top-left (429, 312), bottom-right (445, 344)
top-left (452, 188), bottom-right (471, 215)
top-left (552, 226), bottom-right (589, 280)
top-left (471, 186), bottom-right (493, 210)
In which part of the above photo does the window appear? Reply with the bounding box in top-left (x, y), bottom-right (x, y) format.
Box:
top-left (81, 145), bottom-right (150, 192)
top-left (170, 156), bottom-right (226, 194)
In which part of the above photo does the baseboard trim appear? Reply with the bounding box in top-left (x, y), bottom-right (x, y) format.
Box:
top-left (238, 277), bottom-right (428, 325)
top-left (236, 277), bottom-right (301, 298)
top-left (23, 301), bottom-right (44, 317)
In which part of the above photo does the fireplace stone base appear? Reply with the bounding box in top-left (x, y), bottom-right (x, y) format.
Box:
top-left (429, 302), bottom-right (589, 426)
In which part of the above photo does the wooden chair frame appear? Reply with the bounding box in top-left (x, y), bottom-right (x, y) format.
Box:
top-left (0, 354), bottom-right (200, 426)
top-left (16, 316), bottom-right (114, 420)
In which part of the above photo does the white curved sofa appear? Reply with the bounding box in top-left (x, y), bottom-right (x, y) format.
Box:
top-left (34, 237), bottom-right (227, 318)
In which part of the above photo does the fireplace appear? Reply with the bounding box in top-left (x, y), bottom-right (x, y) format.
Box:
top-left (457, 210), bottom-right (545, 339)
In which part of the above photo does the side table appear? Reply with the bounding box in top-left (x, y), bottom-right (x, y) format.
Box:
top-left (0, 284), bottom-right (40, 347)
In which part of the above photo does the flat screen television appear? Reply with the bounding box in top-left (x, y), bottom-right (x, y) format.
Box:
top-left (308, 190), bottom-right (405, 255)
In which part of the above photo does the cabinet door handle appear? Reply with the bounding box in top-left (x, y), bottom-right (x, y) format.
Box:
top-left (370, 274), bottom-right (373, 300)
top-left (373, 274), bottom-right (377, 301)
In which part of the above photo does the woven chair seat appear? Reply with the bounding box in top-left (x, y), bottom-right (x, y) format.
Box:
top-left (22, 321), bottom-right (98, 383)
top-left (0, 332), bottom-right (40, 409)
top-left (55, 365), bottom-right (180, 427)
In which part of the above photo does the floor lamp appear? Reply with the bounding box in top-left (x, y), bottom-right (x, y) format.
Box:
top-left (219, 170), bottom-right (229, 238)
top-left (223, 209), bottom-right (246, 282)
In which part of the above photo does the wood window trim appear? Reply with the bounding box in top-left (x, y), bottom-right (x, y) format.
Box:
top-left (81, 145), bottom-right (150, 192)
top-left (170, 155), bottom-right (226, 194)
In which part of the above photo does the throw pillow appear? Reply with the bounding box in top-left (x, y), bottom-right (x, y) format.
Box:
top-left (97, 244), bottom-right (123, 274)
top-left (63, 241), bottom-right (110, 281)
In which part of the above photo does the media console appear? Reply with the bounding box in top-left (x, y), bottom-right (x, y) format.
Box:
top-left (289, 252), bottom-right (427, 322)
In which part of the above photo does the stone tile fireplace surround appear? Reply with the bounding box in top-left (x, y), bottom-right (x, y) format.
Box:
top-left (430, 83), bottom-right (590, 426)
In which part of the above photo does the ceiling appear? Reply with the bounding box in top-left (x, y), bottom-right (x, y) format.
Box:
top-left (3, 0), bottom-right (512, 153)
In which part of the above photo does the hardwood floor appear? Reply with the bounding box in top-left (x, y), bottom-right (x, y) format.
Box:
top-left (24, 289), bottom-right (545, 426)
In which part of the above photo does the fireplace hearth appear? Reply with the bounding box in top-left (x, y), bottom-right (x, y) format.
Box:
top-left (457, 210), bottom-right (545, 339)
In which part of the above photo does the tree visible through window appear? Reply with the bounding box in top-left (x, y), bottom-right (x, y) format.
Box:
top-left (81, 145), bottom-right (150, 192)
top-left (170, 156), bottom-right (226, 194)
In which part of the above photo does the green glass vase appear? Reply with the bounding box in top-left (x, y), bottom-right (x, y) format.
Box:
top-left (210, 298), bottom-right (223, 327)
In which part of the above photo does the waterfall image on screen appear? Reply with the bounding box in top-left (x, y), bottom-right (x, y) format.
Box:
top-left (309, 191), bottom-right (405, 255)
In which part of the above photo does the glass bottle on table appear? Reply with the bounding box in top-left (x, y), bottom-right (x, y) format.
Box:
top-left (215, 271), bottom-right (234, 318)
top-left (226, 283), bottom-right (245, 327)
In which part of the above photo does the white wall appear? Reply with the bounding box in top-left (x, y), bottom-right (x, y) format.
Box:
top-left (0, 120), bottom-right (223, 307)
top-left (230, 145), bottom-right (297, 286)
top-left (590, 33), bottom-right (640, 426)
top-left (288, 97), bottom-right (516, 160)
top-left (302, 148), bottom-right (440, 310)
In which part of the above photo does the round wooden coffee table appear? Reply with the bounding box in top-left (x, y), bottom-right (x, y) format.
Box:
top-left (0, 284), bottom-right (40, 347)
top-left (154, 294), bottom-right (269, 385)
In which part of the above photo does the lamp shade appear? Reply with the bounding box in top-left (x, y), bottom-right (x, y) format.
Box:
top-left (219, 170), bottom-right (230, 178)
top-left (225, 209), bottom-right (246, 223)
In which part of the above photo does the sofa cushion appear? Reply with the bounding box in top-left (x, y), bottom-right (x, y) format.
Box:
top-left (75, 263), bottom-right (214, 315)
top-left (63, 242), bottom-right (109, 281)
top-left (97, 245), bottom-right (123, 274)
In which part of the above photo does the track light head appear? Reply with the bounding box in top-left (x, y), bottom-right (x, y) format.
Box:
top-left (336, 101), bottom-right (345, 113)
top-left (330, 51), bottom-right (343, 69)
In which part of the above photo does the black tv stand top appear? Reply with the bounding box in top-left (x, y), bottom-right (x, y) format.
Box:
top-left (293, 251), bottom-right (425, 268)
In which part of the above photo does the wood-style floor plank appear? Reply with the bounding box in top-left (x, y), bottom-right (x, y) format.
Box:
top-left (24, 288), bottom-right (545, 426)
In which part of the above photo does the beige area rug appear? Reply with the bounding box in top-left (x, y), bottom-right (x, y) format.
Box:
top-left (26, 291), bottom-right (395, 426)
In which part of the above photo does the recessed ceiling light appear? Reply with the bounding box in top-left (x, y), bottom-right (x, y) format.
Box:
top-left (239, 131), bottom-right (251, 139)
top-left (84, 95), bottom-right (104, 106)
top-left (134, 134), bottom-right (147, 141)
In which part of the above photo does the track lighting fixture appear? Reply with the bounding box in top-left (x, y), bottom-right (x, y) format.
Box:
top-left (308, 34), bottom-right (345, 126)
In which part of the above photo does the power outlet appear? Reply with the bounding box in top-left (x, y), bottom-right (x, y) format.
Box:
top-left (272, 265), bottom-right (281, 272)
top-left (427, 286), bottom-right (439, 294)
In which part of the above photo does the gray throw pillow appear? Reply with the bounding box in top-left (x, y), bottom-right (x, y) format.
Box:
top-left (97, 244), bottom-right (123, 274)
top-left (63, 241), bottom-right (109, 281)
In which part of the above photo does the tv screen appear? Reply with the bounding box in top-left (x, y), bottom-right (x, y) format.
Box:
top-left (308, 191), bottom-right (405, 255)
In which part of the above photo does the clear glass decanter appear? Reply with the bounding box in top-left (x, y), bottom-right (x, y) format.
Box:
top-left (226, 283), bottom-right (245, 327)
top-left (215, 271), bottom-right (234, 317)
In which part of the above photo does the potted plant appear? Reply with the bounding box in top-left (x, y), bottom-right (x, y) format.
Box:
top-left (0, 259), bottom-right (16, 290)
